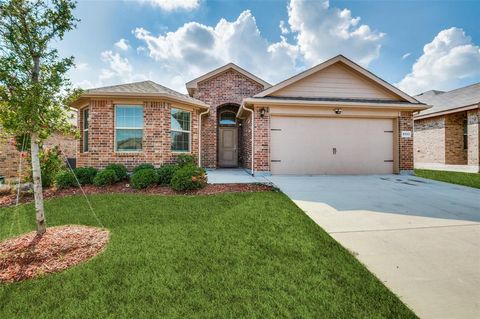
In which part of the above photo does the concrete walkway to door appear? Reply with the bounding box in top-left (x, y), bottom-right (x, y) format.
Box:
top-left (207, 169), bottom-right (270, 184)
top-left (267, 175), bottom-right (480, 319)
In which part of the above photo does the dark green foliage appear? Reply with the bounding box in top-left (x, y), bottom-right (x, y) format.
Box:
top-left (73, 167), bottom-right (97, 185)
top-left (131, 169), bottom-right (158, 189)
top-left (176, 154), bottom-right (195, 167)
top-left (54, 170), bottom-right (77, 189)
top-left (0, 193), bottom-right (417, 318)
top-left (415, 169), bottom-right (480, 189)
top-left (93, 169), bottom-right (117, 187)
top-left (170, 164), bottom-right (207, 191)
top-left (105, 164), bottom-right (127, 181)
top-left (133, 163), bottom-right (155, 174)
top-left (25, 146), bottom-right (65, 187)
top-left (156, 164), bottom-right (177, 186)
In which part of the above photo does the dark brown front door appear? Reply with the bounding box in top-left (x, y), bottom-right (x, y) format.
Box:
top-left (219, 127), bottom-right (238, 167)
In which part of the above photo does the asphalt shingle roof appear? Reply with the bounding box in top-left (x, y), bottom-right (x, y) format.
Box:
top-left (415, 83), bottom-right (480, 117)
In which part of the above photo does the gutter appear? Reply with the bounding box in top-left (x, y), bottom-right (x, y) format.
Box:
top-left (239, 102), bottom-right (255, 176)
top-left (198, 108), bottom-right (210, 167)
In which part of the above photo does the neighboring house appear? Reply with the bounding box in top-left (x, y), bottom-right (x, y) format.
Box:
top-left (71, 55), bottom-right (427, 175)
top-left (0, 127), bottom-right (77, 184)
top-left (414, 83), bottom-right (480, 173)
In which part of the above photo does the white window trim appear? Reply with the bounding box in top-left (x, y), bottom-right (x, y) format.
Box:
top-left (82, 108), bottom-right (89, 153)
top-left (114, 104), bottom-right (144, 153)
top-left (171, 108), bottom-right (192, 153)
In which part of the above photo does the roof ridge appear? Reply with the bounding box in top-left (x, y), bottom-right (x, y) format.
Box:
top-left (442, 82), bottom-right (480, 95)
top-left (86, 80), bottom-right (152, 91)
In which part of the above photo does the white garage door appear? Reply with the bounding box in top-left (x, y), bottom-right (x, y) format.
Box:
top-left (270, 116), bottom-right (394, 175)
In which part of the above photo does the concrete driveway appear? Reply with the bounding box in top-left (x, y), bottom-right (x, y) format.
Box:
top-left (267, 175), bottom-right (480, 319)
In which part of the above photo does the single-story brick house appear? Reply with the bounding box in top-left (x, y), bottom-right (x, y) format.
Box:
top-left (414, 83), bottom-right (480, 173)
top-left (71, 55), bottom-right (428, 175)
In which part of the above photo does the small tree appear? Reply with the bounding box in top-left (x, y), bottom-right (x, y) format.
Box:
top-left (0, 0), bottom-right (79, 235)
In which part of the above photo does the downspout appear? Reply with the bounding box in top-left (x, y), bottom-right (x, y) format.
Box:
top-left (198, 108), bottom-right (210, 167)
top-left (240, 102), bottom-right (255, 176)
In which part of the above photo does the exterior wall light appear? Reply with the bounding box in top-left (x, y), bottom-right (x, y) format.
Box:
top-left (260, 108), bottom-right (266, 118)
top-left (334, 108), bottom-right (342, 115)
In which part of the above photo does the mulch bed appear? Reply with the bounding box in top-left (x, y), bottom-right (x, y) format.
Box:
top-left (0, 225), bottom-right (109, 283)
top-left (0, 183), bottom-right (274, 208)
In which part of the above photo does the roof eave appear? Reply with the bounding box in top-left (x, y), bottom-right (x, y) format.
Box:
top-left (414, 103), bottom-right (479, 120)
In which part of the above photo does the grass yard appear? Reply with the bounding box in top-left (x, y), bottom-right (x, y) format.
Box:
top-left (0, 192), bottom-right (416, 318)
top-left (415, 169), bottom-right (480, 189)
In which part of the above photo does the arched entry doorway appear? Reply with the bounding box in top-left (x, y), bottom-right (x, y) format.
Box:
top-left (217, 104), bottom-right (240, 167)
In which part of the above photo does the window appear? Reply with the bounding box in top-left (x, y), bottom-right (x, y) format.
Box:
top-left (171, 108), bottom-right (191, 152)
top-left (115, 105), bottom-right (143, 152)
top-left (219, 111), bottom-right (236, 125)
top-left (82, 108), bottom-right (89, 152)
top-left (463, 119), bottom-right (468, 150)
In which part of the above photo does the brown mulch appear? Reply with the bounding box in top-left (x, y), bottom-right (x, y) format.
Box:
top-left (0, 225), bottom-right (109, 283)
top-left (0, 183), bottom-right (274, 208)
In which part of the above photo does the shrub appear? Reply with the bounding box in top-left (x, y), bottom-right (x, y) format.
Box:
top-left (131, 168), bottom-right (158, 189)
top-left (170, 164), bottom-right (207, 191)
top-left (156, 164), bottom-right (177, 186)
top-left (133, 163), bottom-right (155, 174)
top-left (25, 146), bottom-right (65, 187)
top-left (73, 167), bottom-right (97, 185)
top-left (105, 163), bottom-right (127, 181)
top-left (176, 154), bottom-right (195, 167)
top-left (55, 171), bottom-right (78, 189)
top-left (93, 169), bottom-right (117, 187)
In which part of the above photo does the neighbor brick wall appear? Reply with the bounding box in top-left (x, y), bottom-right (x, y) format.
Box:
top-left (77, 99), bottom-right (199, 170)
top-left (399, 112), bottom-right (414, 171)
top-left (467, 108), bottom-right (480, 167)
top-left (445, 112), bottom-right (468, 164)
top-left (414, 117), bottom-right (445, 164)
top-left (0, 127), bottom-right (77, 182)
top-left (192, 69), bottom-right (265, 168)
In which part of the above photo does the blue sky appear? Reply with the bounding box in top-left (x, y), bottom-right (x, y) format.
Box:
top-left (59, 0), bottom-right (480, 95)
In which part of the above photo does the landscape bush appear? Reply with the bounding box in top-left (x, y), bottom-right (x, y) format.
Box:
top-left (24, 146), bottom-right (65, 187)
top-left (156, 164), bottom-right (177, 186)
top-left (131, 168), bottom-right (158, 189)
top-left (73, 167), bottom-right (97, 185)
top-left (170, 164), bottom-right (207, 191)
top-left (176, 154), bottom-right (195, 167)
top-left (133, 163), bottom-right (155, 174)
top-left (93, 169), bottom-right (117, 187)
top-left (105, 163), bottom-right (127, 181)
top-left (55, 171), bottom-right (77, 189)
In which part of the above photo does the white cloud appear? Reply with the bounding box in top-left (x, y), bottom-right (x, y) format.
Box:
top-left (402, 52), bottom-right (411, 60)
top-left (115, 38), bottom-right (130, 51)
top-left (99, 50), bottom-right (147, 84)
top-left (142, 0), bottom-right (199, 11)
top-left (75, 62), bottom-right (89, 71)
top-left (287, 0), bottom-right (385, 67)
top-left (279, 20), bottom-right (289, 34)
top-left (397, 27), bottom-right (480, 95)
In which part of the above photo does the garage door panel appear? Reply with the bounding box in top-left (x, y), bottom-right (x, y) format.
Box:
top-left (271, 117), bottom-right (394, 175)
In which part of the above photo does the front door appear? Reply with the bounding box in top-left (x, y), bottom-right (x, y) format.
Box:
top-left (219, 127), bottom-right (238, 167)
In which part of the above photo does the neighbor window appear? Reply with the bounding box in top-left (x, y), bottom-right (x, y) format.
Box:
top-left (171, 108), bottom-right (191, 152)
top-left (463, 119), bottom-right (468, 150)
top-left (219, 111), bottom-right (236, 125)
top-left (115, 105), bottom-right (144, 152)
top-left (82, 108), bottom-right (89, 152)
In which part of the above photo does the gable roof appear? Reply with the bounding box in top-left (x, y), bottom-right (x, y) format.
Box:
top-left (415, 82), bottom-right (480, 119)
top-left (186, 63), bottom-right (271, 96)
top-left (72, 81), bottom-right (209, 109)
top-left (254, 55), bottom-right (420, 104)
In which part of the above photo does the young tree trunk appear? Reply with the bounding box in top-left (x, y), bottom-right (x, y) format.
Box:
top-left (30, 133), bottom-right (46, 235)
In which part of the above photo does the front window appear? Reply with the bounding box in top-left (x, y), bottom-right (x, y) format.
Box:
top-left (463, 119), bottom-right (468, 150)
top-left (115, 105), bottom-right (144, 152)
top-left (82, 108), bottom-right (89, 152)
top-left (219, 111), bottom-right (236, 125)
top-left (171, 108), bottom-right (191, 152)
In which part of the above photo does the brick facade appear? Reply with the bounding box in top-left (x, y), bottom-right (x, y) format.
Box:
top-left (0, 127), bottom-right (77, 182)
top-left (414, 117), bottom-right (445, 164)
top-left (467, 108), bottom-right (480, 167)
top-left (253, 106), bottom-right (270, 173)
top-left (445, 112), bottom-right (468, 164)
top-left (192, 69), bottom-right (265, 168)
top-left (399, 112), bottom-right (414, 171)
top-left (77, 99), bottom-right (199, 170)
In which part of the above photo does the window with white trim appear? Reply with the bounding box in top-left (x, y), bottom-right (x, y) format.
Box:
top-left (82, 108), bottom-right (89, 152)
top-left (115, 105), bottom-right (144, 152)
top-left (171, 108), bottom-right (191, 152)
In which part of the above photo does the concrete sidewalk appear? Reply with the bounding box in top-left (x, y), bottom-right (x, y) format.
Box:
top-left (268, 175), bottom-right (480, 319)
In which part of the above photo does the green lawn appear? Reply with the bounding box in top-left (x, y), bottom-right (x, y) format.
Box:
top-left (415, 169), bottom-right (480, 189)
top-left (0, 192), bottom-right (416, 318)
